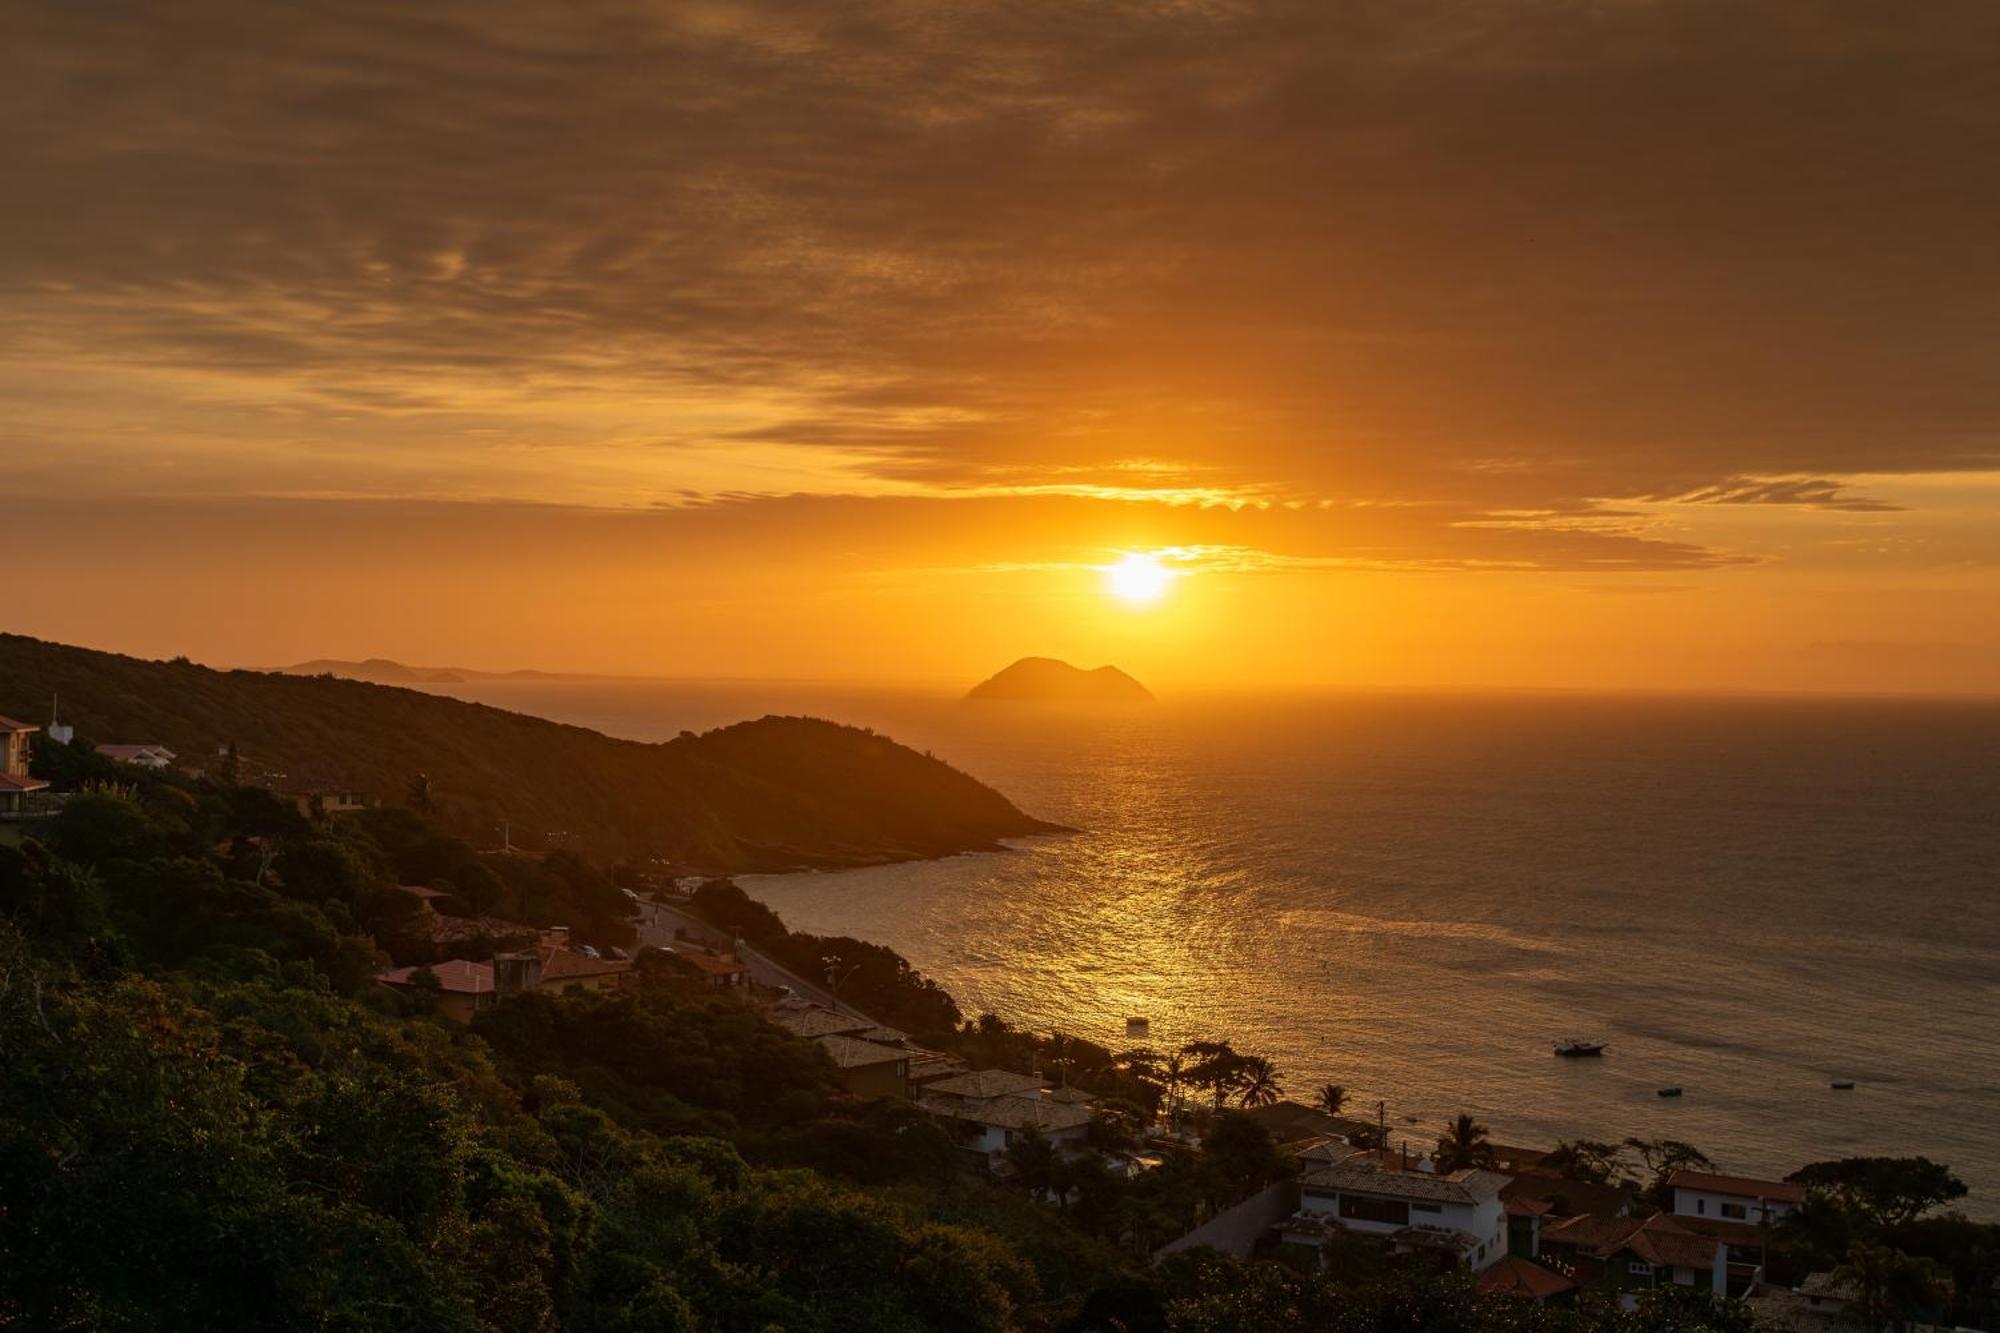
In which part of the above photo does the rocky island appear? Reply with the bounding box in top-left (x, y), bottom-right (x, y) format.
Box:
top-left (965, 656), bottom-right (1155, 703)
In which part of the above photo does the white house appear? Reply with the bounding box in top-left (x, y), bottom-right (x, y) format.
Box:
top-left (1283, 1160), bottom-right (1511, 1272)
top-left (95, 743), bottom-right (178, 769)
top-left (915, 1069), bottom-right (1094, 1158)
top-left (1540, 1212), bottom-right (1726, 1308)
top-left (1668, 1170), bottom-right (1804, 1227)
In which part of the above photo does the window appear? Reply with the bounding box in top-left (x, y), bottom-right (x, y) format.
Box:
top-left (1339, 1195), bottom-right (1411, 1226)
top-left (1720, 1202), bottom-right (1747, 1220)
top-left (1696, 1199), bottom-right (1707, 1215)
top-left (1628, 1260), bottom-right (1653, 1276)
top-left (1411, 1202), bottom-right (1443, 1214)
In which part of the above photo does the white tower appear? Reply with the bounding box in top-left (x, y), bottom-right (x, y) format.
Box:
top-left (46, 694), bottom-right (74, 746)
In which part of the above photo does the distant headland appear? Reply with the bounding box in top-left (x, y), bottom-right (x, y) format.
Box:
top-left (274, 657), bottom-right (572, 685)
top-left (965, 657), bottom-right (1155, 703)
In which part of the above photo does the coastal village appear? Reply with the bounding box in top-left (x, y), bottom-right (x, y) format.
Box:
top-left (1, 698), bottom-right (1984, 1331)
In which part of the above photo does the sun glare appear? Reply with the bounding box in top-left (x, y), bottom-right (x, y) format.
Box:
top-left (1105, 552), bottom-right (1177, 605)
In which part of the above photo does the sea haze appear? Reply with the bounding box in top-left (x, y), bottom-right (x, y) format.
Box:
top-left (417, 678), bottom-right (2000, 1207)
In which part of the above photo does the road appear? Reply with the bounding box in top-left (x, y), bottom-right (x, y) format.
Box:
top-left (634, 898), bottom-right (876, 1021)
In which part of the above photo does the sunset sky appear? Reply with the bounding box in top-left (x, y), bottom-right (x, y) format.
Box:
top-left (7, 1), bottom-right (1998, 692)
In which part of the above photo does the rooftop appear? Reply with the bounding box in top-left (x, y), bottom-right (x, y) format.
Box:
top-left (1479, 1256), bottom-right (1578, 1302)
top-left (1668, 1170), bottom-right (1806, 1204)
top-left (665, 949), bottom-right (745, 977)
top-left (1543, 1213), bottom-right (1718, 1271)
top-left (919, 1068), bottom-right (1048, 1100)
top-left (1300, 1163), bottom-right (1510, 1206)
top-left (0, 716), bottom-right (38, 733)
top-left (377, 959), bottom-right (494, 995)
top-left (0, 772), bottom-right (51, 792)
top-left (815, 1034), bottom-right (909, 1070)
top-left (920, 1092), bottom-right (1092, 1134)
top-left (539, 945), bottom-right (632, 981)
top-left (768, 1006), bottom-right (874, 1039)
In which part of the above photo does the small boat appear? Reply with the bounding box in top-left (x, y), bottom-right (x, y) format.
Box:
top-left (1554, 1039), bottom-right (1606, 1058)
top-left (1831, 1080), bottom-right (1856, 1091)
top-left (1125, 1016), bottom-right (1150, 1039)
top-left (1657, 1087), bottom-right (1683, 1098)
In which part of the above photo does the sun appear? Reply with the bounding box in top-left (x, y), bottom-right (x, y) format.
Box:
top-left (1105, 552), bottom-right (1178, 605)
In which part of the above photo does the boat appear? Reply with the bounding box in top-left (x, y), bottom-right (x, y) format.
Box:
top-left (1657, 1087), bottom-right (1683, 1098)
top-left (1554, 1039), bottom-right (1606, 1057)
top-left (1125, 1016), bottom-right (1150, 1039)
top-left (1831, 1080), bottom-right (1856, 1091)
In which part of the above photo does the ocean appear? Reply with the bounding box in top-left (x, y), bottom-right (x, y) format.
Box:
top-left (418, 678), bottom-right (2000, 1208)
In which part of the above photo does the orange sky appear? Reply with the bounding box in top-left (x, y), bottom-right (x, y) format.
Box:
top-left (5, 2), bottom-right (1998, 694)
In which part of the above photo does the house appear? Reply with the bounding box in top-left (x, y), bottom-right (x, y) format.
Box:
top-left (1282, 1160), bottom-right (1511, 1272)
top-left (1669, 1169), bottom-right (1804, 1227)
top-left (663, 947), bottom-right (750, 988)
top-left (95, 743), bottom-right (177, 769)
top-left (1539, 1212), bottom-right (1725, 1308)
top-left (533, 942), bottom-right (632, 993)
top-left (0, 717), bottom-right (50, 815)
top-left (375, 959), bottom-right (498, 1023)
top-left (915, 1068), bottom-right (1094, 1158)
top-left (768, 1005), bottom-right (876, 1039)
top-left (815, 1034), bottom-right (911, 1100)
top-left (1478, 1254), bottom-right (1579, 1305)
top-left (282, 787), bottom-right (374, 817)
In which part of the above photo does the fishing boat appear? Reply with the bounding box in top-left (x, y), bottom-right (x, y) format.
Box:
top-left (1125, 1016), bottom-right (1150, 1039)
top-left (1657, 1086), bottom-right (1683, 1098)
top-left (1554, 1039), bottom-right (1606, 1057)
top-left (1831, 1080), bottom-right (1856, 1091)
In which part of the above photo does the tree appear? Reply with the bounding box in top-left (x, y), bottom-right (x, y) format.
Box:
top-left (1625, 1137), bottom-right (1714, 1207)
top-left (1434, 1112), bottom-right (1493, 1172)
top-left (1003, 1127), bottom-right (1058, 1198)
top-left (1315, 1083), bottom-right (1347, 1117)
top-left (1547, 1137), bottom-right (1624, 1185)
top-left (1234, 1055), bottom-right (1283, 1108)
top-left (1832, 1243), bottom-right (1951, 1333)
top-left (1179, 1040), bottom-right (1244, 1110)
top-left (1790, 1157), bottom-right (1969, 1229)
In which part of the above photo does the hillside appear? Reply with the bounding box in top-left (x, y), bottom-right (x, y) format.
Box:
top-left (1, 634), bottom-right (1064, 871)
top-left (966, 657), bottom-right (1155, 703)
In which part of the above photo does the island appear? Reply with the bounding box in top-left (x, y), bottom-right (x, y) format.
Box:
top-left (965, 656), bottom-right (1155, 703)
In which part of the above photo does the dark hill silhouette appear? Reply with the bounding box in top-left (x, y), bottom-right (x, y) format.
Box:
top-left (1, 634), bottom-right (1063, 871)
top-left (277, 657), bottom-right (571, 684)
top-left (965, 657), bottom-right (1154, 703)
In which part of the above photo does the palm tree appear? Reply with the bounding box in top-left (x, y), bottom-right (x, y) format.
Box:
top-left (1435, 1112), bottom-right (1494, 1172)
top-left (1235, 1055), bottom-right (1284, 1107)
top-left (1161, 1052), bottom-right (1188, 1128)
top-left (1180, 1039), bottom-right (1242, 1110)
top-left (1316, 1083), bottom-right (1348, 1117)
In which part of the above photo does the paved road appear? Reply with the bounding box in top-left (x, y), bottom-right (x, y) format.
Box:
top-left (635, 899), bottom-right (875, 1021)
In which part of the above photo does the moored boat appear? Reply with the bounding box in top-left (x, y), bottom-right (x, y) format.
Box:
top-left (1657, 1086), bottom-right (1682, 1098)
top-left (1831, 1080), bottom-right (1856, 1090)
top-left (1554, 1039), bottom-right (1606, 1057)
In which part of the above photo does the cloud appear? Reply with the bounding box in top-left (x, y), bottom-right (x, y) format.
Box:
top-left (5, 0), bottom-right (1999, 570)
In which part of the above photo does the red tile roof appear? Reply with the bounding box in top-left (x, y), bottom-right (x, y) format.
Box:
top-left (1667, 1170), bottom-right (1805, 1204)
top-left (1479, 1256), bottom-right (1577, 1301)
top-left (1543, 1213), bottom-right (1718, 1271)
top-left (0, 772), bottom-right (50, 792)
top-left (537, 945), bottom-right (632, 981)
top-left (0, 716), bottom-right (37, 733)
top-left (668, 949), bottom-right (746, 977)
top-left (376, 959), bottom-right (494, 995)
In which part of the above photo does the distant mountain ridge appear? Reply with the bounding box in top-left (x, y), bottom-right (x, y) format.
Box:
top-left (2, 634), bottom-right (1065, 872)
top-left (276, 657), bottom-right (571, 684)
top-left (965, 657), bottom-right (1154, 703)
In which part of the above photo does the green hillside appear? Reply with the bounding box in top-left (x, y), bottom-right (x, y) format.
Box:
top-left (0, 634), bottom-right (1063, 871)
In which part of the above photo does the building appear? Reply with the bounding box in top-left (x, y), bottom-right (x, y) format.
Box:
top-left (768, 1005), bottom-right (876, 1039)
top-left (94, 743), bottom-right (177, 769)
top-left (1283, 1160), bottom-right (1511, 1272)
top-left (815, 1034), bottom-right (912, 1100)
top-left (664, 947), bottom-right (750, 988)
top-left (533, 942), bottom-right (632, 993)
top-left (915, 1068), bottom-right (1094, 1159)
top-left (1539, 1212), bottom-right (1725, 1307)
top-left (0, 717), bottom-right (50, 815)
top-left (374, 959), bottom-right (498, 1024)
top-left (1478, 1255), bottom-right (1579, 1305)
top-left (283, 787), bottom-right (374, 817)
top-left (1669, 1170), bottom-right (1805, 1227)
